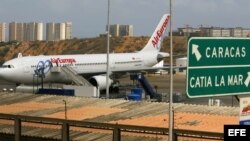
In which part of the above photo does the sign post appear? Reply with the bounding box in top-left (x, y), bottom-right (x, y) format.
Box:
top-left (186, 37), bottom-right (250, 98)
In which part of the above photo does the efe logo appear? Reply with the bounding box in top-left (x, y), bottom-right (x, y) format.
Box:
top-left (224, 125), bottom-right (249, 141)
top-left (228, 129), bottom-right (246, 136)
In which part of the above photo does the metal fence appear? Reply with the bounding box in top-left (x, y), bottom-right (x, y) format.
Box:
top-left (0, 113), bottom-right (223, 141)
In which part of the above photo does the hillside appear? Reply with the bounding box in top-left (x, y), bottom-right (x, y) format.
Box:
top-left (0, 36), bottom-right (187, 64)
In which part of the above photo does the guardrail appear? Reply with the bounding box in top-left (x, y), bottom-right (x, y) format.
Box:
top-left (0, 113), bottom-right (223, 141)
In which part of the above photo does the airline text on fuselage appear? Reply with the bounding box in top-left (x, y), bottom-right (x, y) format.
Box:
top-left (50, 58), bottom-right (76, 64)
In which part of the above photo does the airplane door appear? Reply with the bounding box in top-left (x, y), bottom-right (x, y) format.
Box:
top-left (24, 66), bottom-right (30, 73)
top-left (110, 60), bottom-right (115, 70)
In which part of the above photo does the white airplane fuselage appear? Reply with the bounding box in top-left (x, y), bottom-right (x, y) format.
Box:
top-left (0, 51), bottom-right (158, 84)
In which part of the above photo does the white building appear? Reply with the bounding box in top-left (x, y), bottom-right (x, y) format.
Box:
top-left (221, 28), bottom-right (231, 37)
top-left (177, 26), bottom-right (250, 37)
top-left (25, 22), bottom-right (35, 41)
top-left (9, 22), bottom-right (17, 41)
top-left (109, 24), bottom-right (133, 37)
top-left (109, 24), bottom-right (119, 37)
top-left (46, 22), bottom-right (55, 41)
top-left (65, 22), bottom-right (72, 39)
top-left (210, 28), bottom-right (221, 37)
top-left (119, 25), bottom-right (133, 37)
top-left (16, 23), bottom-right (24, 41)
top-left (55, 23), bottom-right (65, 41)
top-left (25, 22), bottom-right (43, 41)
top-left (9, 22), bottom-right (43, 41)
top-left (35, 22), bottom-right (43, 41)
top-left (46, 22), bottom-right (72, 41)
top-left (242, 29), bottom-right (250, 37)
top-left (232, 28), bottom-right (242, 37)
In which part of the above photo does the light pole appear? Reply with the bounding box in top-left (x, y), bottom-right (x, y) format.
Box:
top-left (169, 0), bottom-right (174, 141)
top-left (63, 100), bottom-right (67, 120)
top-left (106, 0), bottom-right (111, 98)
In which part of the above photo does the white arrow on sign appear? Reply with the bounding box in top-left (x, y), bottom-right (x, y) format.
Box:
top-left (192, 44), bottom-right (202, 61)
top-left (244, 72), bottom-right (250, 87)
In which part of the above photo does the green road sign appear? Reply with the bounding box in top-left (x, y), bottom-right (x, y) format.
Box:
top-left (187, 37), bottom-right (250, 98)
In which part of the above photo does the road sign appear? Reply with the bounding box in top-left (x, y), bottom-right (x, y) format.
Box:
top-left (240, 97), bottom-right (250, 125)
top-left (187, 37), bottom-right (250, 98)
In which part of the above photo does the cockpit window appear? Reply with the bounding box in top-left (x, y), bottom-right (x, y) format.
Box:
top-left (1, 65), bottom-right (14, 68)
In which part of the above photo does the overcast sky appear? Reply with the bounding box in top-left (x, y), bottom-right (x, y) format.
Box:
top-left (1, 0), bottom-right (249, 38)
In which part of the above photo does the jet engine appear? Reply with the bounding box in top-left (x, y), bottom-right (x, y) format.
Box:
top-left (89, 75), bottom-right (113, 90)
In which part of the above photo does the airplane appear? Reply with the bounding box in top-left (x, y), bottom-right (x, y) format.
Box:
top-left (0, 14), bottom-right (170, 90)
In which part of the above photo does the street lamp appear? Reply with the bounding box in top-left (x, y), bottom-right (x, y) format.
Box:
top-left (106, 0), bottom-right (111, 99)
top-left (63, 100), bottom-right (67, 120)
top-left (169, 0), bottom-right (174, 141)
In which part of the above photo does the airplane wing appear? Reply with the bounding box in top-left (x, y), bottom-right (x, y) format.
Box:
top-left (110, 66), bottom-right (187, 73)
top-left (78, 66), bottom-right (186, 77)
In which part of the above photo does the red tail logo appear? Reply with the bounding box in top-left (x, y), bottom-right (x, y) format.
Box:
top-left (152, 15), bottom-right (170, 47)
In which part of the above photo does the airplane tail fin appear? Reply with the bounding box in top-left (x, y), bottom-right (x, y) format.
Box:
top-left (140, 14), bottom-right (170, 52)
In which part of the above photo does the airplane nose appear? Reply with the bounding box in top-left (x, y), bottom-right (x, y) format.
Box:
top-left (0, 68), bottom-right (5, 78)
top-left (0, 68), bottom-right (11, 81)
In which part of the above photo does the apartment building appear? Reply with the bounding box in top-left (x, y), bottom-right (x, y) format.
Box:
top-left (0, 23), bottom-right (6, 42)
top-left (65, 22), bottom-right (72, 39)
top-left (9, 22), bottom-right (43, 41)
top-left (176, 26), bottom-right (250, 37)
top-left (46, 22), bottom-right (72, 41)
top-left (108, 24), bottom-right (133, 37)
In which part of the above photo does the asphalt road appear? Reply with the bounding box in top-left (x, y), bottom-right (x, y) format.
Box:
top-left (0, 79), bottom-right (16, 91)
